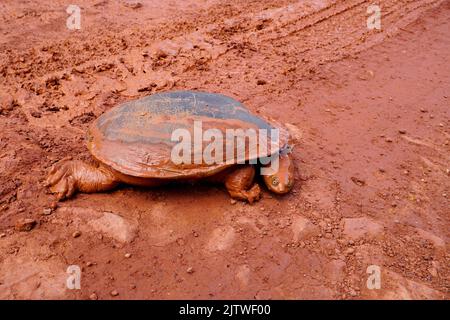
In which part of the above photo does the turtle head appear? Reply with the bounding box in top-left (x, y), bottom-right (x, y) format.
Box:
top-left (262, 148), bottom-right (295, 194)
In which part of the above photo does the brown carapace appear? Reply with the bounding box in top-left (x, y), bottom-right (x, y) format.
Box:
top-left (45, 91), bottom-right (296, 203)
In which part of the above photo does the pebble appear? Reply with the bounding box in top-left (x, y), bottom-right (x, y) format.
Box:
top-left (30, 111), bottom-right (41, 118)
top-left (42, 208), bottom-right (52, 216)
top-left (398, 129), bottom-right (407, 134)
top-left (89, 293), bottom-right (98, 300)
top-left (186, 267), bottom-right (194, 274)
top-left (122, 1), bottom-right (143, 9)
top-left (72, 231), bottom-right (82, 238)
top-left (110, 290), bottom-right (119, 297)
top-left (345, 248), bottom-right (355, 255)
top-left (230, 199), bottom-right (237, 205)
top-left (428, 267), bottom-right (438, 277)
top-left (0, 233), bottom-right (6, 238)
top-left (15, 218), bottom-right (37, 232)
top-left (124, 253), bottom-right (132, 258)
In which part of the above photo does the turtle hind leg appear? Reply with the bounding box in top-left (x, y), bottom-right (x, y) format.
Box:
top-left (224, 165), bottom-right (261, 203)
top-left (45, 158), bottom-right (119, 201)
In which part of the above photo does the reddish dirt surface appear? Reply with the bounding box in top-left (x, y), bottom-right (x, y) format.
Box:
top-left (0, 0), bottom-right (448, 299)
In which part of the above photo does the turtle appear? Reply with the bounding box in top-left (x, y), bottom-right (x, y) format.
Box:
top-left (45, 90), bottom-right (296, 203)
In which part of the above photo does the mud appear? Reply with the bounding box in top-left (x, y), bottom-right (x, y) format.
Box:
top-left (0, 0), bottom-right (449, 299)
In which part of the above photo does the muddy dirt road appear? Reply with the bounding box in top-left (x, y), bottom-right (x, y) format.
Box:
top-left (0, 0), bottom-right (448, 299)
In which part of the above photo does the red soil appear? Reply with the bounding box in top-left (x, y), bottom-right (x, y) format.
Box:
top-left (0, 0), bottom-right (448, 299)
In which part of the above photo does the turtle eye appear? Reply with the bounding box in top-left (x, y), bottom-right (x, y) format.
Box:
top-left (271, 177), bottom-right (279, 186)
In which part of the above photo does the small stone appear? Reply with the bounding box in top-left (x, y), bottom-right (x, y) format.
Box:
top-left (89, 293), bottom-right (98, 300)
top-left (385, 138), bottom-right (393, 143)
top-left (122, 1), bottom-right (143, 9)
top-left (186, 267), bottom-right (194, 274)
top-left (124, 253), bottom-right (132, 258)
top-left (42, 208), bottom-right (52, 216)
top-left (72, 231), bottom-right (81, 238)
top-left (154, 48), bottom-right (167, 59)
top-left (345, 248), bottom-right (355, 255)
top-left (230, 199), bottom-right (237, 205)
top-left (428, 267), bottom-right (438, 277)
top-left (110, 290), bottom-right (119, 297)
top-left (86, 261), bottom-right (94, 267)
top-left (256, 79), bottom-right (267, 85)
top-left (50, 201), bottom-right (58, 210)
top-left (398, 129), bottom-right (406, 134)
top-left (350, 177), bottom-right (366, 187)
top-left (15, 218), bottom-right (37, 232)
top-left (0, 233), bottom-right (6, 238)
top-left (30, 111), bottom-right (42, 118)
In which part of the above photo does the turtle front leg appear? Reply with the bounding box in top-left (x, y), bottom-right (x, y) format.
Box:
top-left (224, 165), bottom-right (261, 204)
top-left (44, 158), bottom-right (120, 201)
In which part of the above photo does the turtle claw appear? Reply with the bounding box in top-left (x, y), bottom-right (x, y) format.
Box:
top-left (45, 160), bottom-right (79, 201)
top-left (45, 159), bottom-right (119, 200)
top-left (245, 184), bottom-right (261, 204)
top-left (228, 183), bottom-right (261, 204)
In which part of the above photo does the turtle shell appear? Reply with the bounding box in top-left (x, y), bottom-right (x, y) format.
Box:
top-left (87, 90), bottom-right (289, 179)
